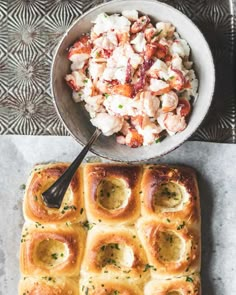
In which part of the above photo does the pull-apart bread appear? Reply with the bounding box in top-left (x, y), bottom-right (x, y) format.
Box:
top-left (19, 163), bottom-right (201, 295)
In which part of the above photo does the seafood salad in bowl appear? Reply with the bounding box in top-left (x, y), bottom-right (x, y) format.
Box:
top-left (51, 0), bottom-right (215, 161)
top-left (65, 10), bottom-right (198, 148)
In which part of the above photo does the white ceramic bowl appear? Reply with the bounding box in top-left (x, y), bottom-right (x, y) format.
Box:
top-left (51, 0), bottom-right (215, 162)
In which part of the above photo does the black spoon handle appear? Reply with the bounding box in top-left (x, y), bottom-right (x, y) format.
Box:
top-left (42, 128), bottom-right (101, 208)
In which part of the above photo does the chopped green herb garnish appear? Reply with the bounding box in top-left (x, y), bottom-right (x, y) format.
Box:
top-left (166, 218), bottom-right (171, 223)
top-left (83, 79), bottom-right (88, 83)
top-left (104, 93), bottom-right (109, 98)
top-left (161, 186), bottom-right (177, 197)
top-left (41, 276), bottom-right (56, 283)
top-left (114, 243), bottom-right (120, 250)
top-left (104, 258), bottom-right (117, 265)
top-left (118, 104), bottom-right (123, 109)
top-left (151, 29), bottom-right (163, 39)
top-left (61, 205), bottom-right (77, 214)
top-left (80, 208), bottom-right (84, 215)
top-left (20, 184), bottom-right (26, 190)
top-left (123, 270), bottom-right (131, 274)
top-left (177, 221), bottom-right (185, 230)
top-left (82, 220), bottom-right (94, 230)
top-left (143, 264), bottom-right (157, 272)
top-left (186, 276), bottom-right (194, 283)
top-left (51, 253), bottom-right (58, 260)
top-left (35, 222), bottom-right (44, 228)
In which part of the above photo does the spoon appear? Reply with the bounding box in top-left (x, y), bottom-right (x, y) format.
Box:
top-left (42, 128), bottom-right (101, 208)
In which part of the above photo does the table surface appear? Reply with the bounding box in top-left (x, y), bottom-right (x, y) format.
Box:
top-left (0, 136), bottom-right (235, 294)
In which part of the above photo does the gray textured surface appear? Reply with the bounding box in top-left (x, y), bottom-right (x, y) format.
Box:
top-left (0, 136), bottom-right (235, 294)
top-left (0, 0), bottom-right (235, 143)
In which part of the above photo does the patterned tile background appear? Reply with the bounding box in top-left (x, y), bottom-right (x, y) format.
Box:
top-left (0, 0), bottom-right (235, 142)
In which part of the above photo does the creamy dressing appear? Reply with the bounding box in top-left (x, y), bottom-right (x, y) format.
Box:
top-left (65, 10), bottom-right (198, 147)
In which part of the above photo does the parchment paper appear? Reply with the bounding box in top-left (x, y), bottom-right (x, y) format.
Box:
top-left (0, 136), bottom-right (235, 294)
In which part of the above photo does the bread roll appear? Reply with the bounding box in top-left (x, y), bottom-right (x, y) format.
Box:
top-left (19, 163), bottom-right (201, 294)
top-left (83, 164), bottom-right (143, 225)
top-left (23, 163), bottom-right (85, 224)
top-left (137, 217), bottom-right (200, 279)
top-left (81, 225), bottom-right (149, 281)
top-left (20, 223), bottom-right (85, 276)
top-left (144, 274), bottom-right (201, 294)
top-left (80, 277), bottom-right (143, 295)
top-left (18, 276), bottom-right (79, 295)
top-left (141, 165), bottom-right (200, 224)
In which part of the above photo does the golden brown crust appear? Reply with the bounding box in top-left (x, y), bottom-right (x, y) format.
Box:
top-left (18, 276), bottom-right (79, 295)
top-left (23, 163), bottom-right (85, 224)
top-left (19, 163), bottom-right (201, 293)
top-left (137, 217), bottom-right (200, 279)
top-left (81, 225), bottom-right (148, 280)
top-left (80, 277), bottom-right (143, 295)
top-left (20, 223), bottom-right (85, 276)
top-left (141, 165), bottom-right (200, 224)
top-left (83, 163), bottom-right (143, 224)
top-left (144, 274), bottom-right (201, 294)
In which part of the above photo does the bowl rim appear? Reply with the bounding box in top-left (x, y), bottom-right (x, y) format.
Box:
top-left (51, 0), bottom-right (215, 163)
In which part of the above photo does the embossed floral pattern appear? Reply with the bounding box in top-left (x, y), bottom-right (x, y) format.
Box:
top-left (0, 95), bottom-right (9, 134)
top-left (0, 0), bottom-right (235, 143)
top-left (8, 91), bottom-right (47, 135)
top-left (8, 52), bottom-right (46, 93)
top-left (8, 14), bottom-right (44, 54)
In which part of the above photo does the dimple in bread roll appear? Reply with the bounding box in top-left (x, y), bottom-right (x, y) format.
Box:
top-left (81, 225), bottom-right (148, 280)
top-left (19, 163), bottom-right (201, 294)
top-left (83, 164), bottom-right (143, 225)
top-left (141, 165), bottom-right (200, 224)
top-left (20, 223), bottom-right (85, 277)
top-left (137, 217), bottom-right (200, 279)
top-left (144, 274), bottom-right (201, 295)
top-left (18, 276), bottom-right (79, 295)
top-left (80, 277), bottom-right (143, 295)
top-left (23, 163), bottom-right (85, 224)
